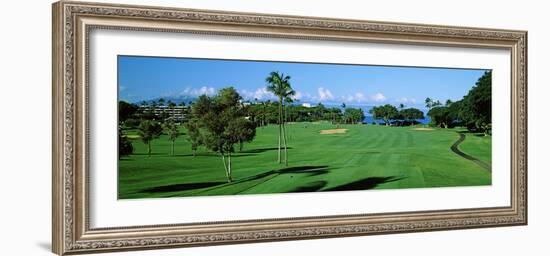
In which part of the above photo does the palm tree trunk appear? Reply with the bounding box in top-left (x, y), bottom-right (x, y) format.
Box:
top-left (277, 100), bottom-right (282, 164)
top-left (228, 152), bottom-right (232, 182)
top-left (282, 102), bottom-right (288, 166)
top-left (283, 121), bottom-right (288, 166)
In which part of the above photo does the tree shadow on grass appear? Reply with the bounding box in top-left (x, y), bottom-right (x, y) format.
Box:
top-left (229, 165), bottom-right (331, 186)
top-left (140, 182), bottom-right (226, 193)
top-left (225, 166), bottom-right (331, 195)
top-left (274, 165), bottom-right (329, 176)
top-left (288, 181), bottom-right (328, 193)
top-left (138, 165), bottom-right (331, 195)
top-left (323, 176), bottom-right (403, 191)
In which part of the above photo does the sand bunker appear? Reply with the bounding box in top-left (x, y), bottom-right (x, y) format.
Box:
top-left (320, 128), bottom-right (349, 134)
top-left (412, 128), bottom-right (435, 131)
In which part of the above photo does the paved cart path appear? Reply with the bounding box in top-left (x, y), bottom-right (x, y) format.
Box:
top-left (450, 133), bottom-right (492, 172)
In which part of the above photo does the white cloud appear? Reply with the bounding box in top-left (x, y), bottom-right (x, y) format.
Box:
top-left (353, 92), bottom-right (367, 102)
top-left (317, 87), bottom-right (334, 101)
top-left (180, 86), bottom-right (217, 97)
top-left (341, 92), bottom-right (367, 103)
top-left (292, 91), bottom-right (303, 100)
top-left (254, 87), bottom-right (275, 100)
top-left (239, 87), bottom-right (277, 101)
top-left (371, 92), bottom-right (386, 102)
top-left (395, 97), bottom-right (417, 104)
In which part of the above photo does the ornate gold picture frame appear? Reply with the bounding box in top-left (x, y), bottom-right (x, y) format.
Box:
top-left (52, 1), bottom-right (527, 255)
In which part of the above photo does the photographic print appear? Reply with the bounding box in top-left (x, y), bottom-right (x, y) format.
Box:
top-left (117, 56), bottom-right (492, 199)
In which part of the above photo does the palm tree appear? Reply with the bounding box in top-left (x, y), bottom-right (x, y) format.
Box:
top-left (341, 103), bottom-right (347, 124)
top-left (425, 97), bottom-right (432, 109)
top-left (266, 71), bottom-right (295, 166)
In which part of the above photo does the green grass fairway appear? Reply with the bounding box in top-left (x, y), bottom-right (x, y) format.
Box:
top-left (119, 123), bottom-right (491, 199)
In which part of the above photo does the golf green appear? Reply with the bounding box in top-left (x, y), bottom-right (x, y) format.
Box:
top-left (118, 123), bottom-right (491, 199)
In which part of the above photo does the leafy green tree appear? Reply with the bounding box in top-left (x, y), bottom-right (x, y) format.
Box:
top-left (462, 71), bottom-right (492, 135)
top-left (284, 97), bottom-right (294, 123)
top-left (118, 127), bottom-right (133, 159)
top-left (118, 101), bottom-right (138, 123)
top-left (137, 120), bottom-right (163, 156)
top-left (184, 119), bottom-right (201, 157)
top-left (159, 110), bottom-right (170, 122)
top-left (369, 104), bottom-right (399, 126)
top-left (400, 108), bottom-right (425, 121)
top-left (164, 120), bottom-right (180, 156)
top-left (427, 106), bottom-right (452, 128)
top-left (266, 71), bottom-right (295, 166)
top-left (344, 108), bottom-right (365, 124)
top-left (188, 88), bottom-right (256, 182)
top-left (426, 97), bottom-right (442, 109)
top-left (232, 118), bottom-right (257, 151)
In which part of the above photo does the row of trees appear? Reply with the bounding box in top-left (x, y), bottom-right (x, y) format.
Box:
top-left (368, 104), bottom-right (424, 126)
top-left (426, 71), bottom-right (492, 135)
top-left (118, 118), bottom-right (181, 158)
top-left (243, 102), bottom-right (366, 127)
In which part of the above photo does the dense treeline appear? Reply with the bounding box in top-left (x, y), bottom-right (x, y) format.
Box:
top-left (425, 71), bottom-right (492, 135)
top-left (368, 104), bottom-right (425, 126)
top-left (242, 102), bottom-right (365, 127)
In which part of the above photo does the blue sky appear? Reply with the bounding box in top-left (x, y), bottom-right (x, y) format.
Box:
top-left (118, 55), bottom-right (488, 108)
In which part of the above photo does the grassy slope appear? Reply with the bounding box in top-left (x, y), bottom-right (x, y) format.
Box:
top-left (458, 133), bottom-right (492, 164)
top-left (119, 123), bottom-right (491, 199)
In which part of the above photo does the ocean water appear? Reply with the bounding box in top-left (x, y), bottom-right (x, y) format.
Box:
top-left (363, 115), bottom-right (430, 125)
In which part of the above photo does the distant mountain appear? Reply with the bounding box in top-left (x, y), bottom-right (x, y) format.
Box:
top-left (133, 95), bottom-right (198, 106)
